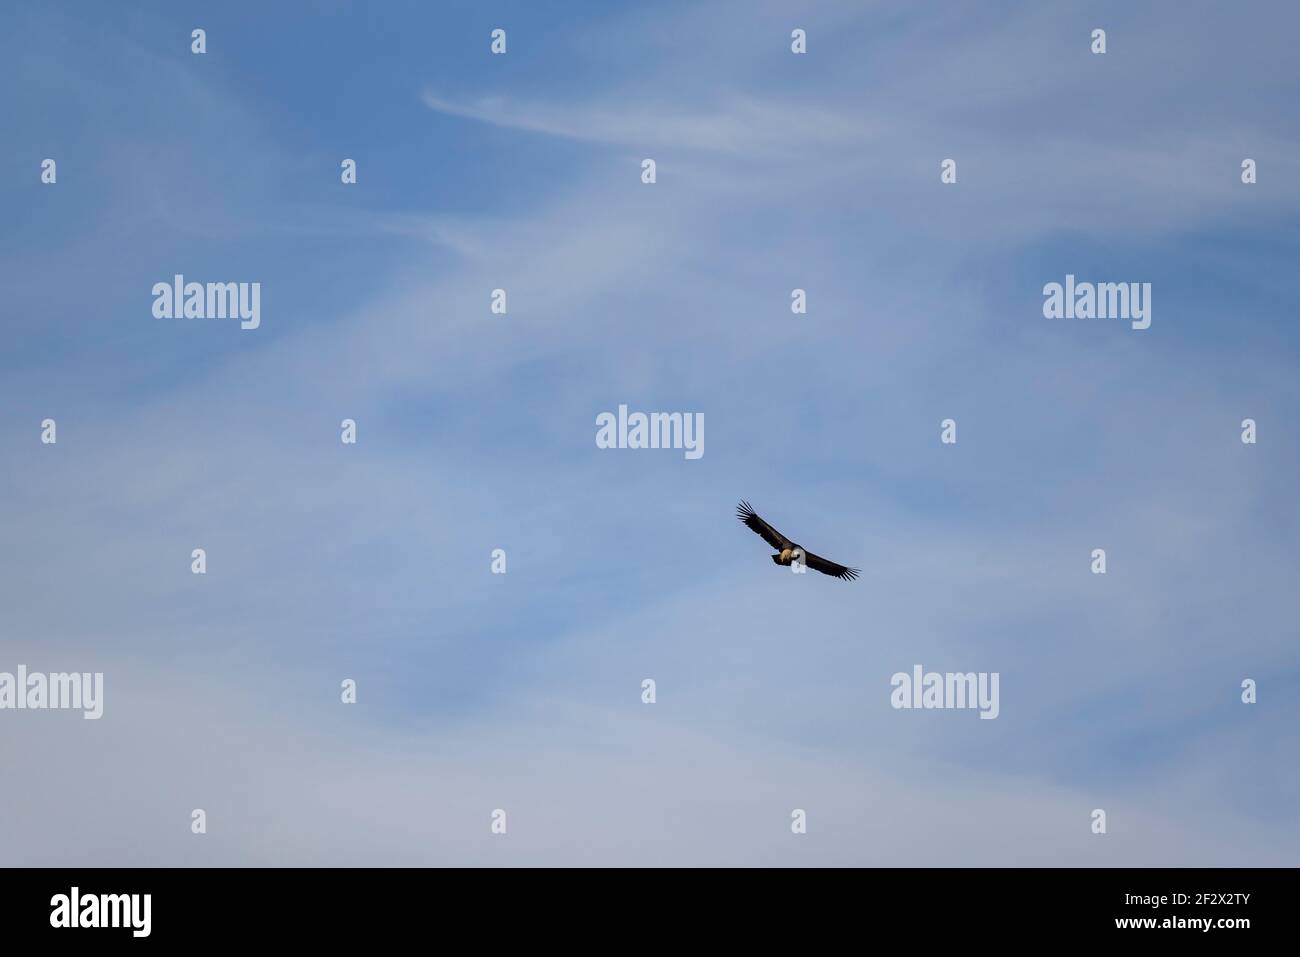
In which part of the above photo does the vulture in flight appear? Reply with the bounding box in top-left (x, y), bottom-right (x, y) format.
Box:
top-left (736, 500), bottom-right (860, 581)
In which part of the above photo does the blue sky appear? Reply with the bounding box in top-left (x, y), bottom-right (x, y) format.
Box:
top-left (1, 0), bottom-right (1298, 865)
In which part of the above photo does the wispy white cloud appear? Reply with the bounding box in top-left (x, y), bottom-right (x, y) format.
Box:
top-left (422, 90), bottom-right (869, 156)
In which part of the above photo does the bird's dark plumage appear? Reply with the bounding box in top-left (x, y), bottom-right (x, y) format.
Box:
top-left (736, 500), bottom-right (860, 581)
top-left (737, 500), bottom-right (793, 551)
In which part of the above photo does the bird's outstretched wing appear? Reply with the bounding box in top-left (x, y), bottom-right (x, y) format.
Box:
top-left (800, 550), bottom-right (860, 581)
top-left (736, 500), bottom-right (794, 551)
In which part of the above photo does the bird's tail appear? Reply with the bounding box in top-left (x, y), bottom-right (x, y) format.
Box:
top-left (770, 554), bottom-right (783, 565)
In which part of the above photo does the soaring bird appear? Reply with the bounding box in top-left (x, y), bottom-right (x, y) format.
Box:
top-left (736, 500), bottom-right (860, 581)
